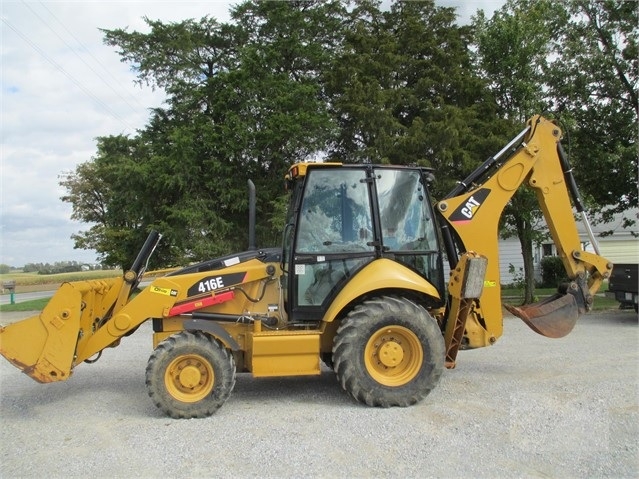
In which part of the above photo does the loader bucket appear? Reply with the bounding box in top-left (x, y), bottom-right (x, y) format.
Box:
top-left (504, 292), bottom-right (579, 338)
top-left (0, 283), bottom-right (86, 383)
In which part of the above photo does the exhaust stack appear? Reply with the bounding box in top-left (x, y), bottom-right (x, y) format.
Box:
top-left (248, 179), bottom-right (256, 250)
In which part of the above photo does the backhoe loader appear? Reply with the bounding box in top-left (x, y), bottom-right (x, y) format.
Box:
top-left (0, 115), bottom-right (612, 418)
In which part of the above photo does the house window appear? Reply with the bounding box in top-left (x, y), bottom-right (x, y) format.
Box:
top-left (542, 244), bottom-right (554, 257)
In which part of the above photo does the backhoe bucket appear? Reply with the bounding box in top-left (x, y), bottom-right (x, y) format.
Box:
top-left (504, 292), bottom-right (579, 338)
top-left (0, 281), bottom-right (110, 383)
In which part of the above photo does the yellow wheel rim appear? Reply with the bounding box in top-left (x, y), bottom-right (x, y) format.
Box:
top-left (364, 325), bottom-right (423, 386)
top-left (165, 354), bottom-right (215, 403)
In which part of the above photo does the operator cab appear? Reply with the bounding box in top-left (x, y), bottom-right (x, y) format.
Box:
top-left (281, 163), bottom-right (445, 322)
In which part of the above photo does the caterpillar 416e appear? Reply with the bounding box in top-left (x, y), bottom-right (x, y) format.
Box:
top-left (0, 116), bottom-right (612, 418)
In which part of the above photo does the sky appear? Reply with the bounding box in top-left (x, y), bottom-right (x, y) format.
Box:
top-left (0, 1), bottom-right (504, 268)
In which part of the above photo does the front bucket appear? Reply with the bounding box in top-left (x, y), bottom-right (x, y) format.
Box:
top-left (504, 293), bottom-right (579, 338)
top-left (0, 314), bottom-right (50, 381)
top-left (0, 283), bottom-right (83, 383)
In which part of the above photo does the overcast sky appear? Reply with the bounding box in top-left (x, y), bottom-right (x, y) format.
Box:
top-left (0, 1), bottom-right (503, 267)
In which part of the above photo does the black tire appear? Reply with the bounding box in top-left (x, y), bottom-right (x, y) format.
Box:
top-left (146, 330), bottom-right (236, 418)
top-left (320, 352), bottom-right (334, 369)
top-left (332, 295), bottom-right (444, 407)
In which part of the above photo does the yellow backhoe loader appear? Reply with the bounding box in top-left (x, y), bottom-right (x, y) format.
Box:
top-left (0, 116), bottom-right (612, 418)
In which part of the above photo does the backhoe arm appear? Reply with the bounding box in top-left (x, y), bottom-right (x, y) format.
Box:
top-left (437, 116), bottom-right (612, 347)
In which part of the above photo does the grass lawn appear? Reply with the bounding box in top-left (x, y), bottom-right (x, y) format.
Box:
top-left (0, 298), bottom-right (50, 312)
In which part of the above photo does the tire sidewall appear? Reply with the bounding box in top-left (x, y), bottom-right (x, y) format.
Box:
top-left (334, 296), bottom-right (445, 407)
top-left (357, 313), bottom-right (442, 400)
top-left (146, 331), bottom-right (235, 418)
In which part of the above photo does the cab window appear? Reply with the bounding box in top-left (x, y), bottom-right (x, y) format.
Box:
top-left (296, 169), bottom-right (373, 254)
top-left (294, 168), bottom-right (374, 308)
top-left (376, 168), bottom-right (441, 288)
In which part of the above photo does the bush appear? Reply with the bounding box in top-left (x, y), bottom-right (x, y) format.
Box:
top-left (540, 256), bottom-right (569, 288)
top-left (507, 263), bottom-right (525, 289)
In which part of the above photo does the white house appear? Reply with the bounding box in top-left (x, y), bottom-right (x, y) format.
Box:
top-left (498, 208), bottom-right (639, 285)
top-left (580, 208), bottom-right (639, 264)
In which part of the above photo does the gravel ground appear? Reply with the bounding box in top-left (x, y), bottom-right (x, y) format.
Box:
top-left (0, 309), bottom-right (637, 479)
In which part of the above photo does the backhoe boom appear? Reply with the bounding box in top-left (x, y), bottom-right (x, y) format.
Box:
top-left (437, 116), bottom-right (612, 347)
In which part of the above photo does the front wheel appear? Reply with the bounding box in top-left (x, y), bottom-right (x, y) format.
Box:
top-left (146, 331), bottom-right (236, 418)
top-left (332, 296), bottom-right (444, 407)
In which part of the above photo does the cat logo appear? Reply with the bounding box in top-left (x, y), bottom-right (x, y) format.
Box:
top-left (460, 196), bottom-right (481, 219)
top-left (449, 188), bottom-right (490, 223)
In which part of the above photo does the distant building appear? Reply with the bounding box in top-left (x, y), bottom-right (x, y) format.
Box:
top-left (499, 208), bottom-right (638, 285)
top-left (580, 209), bottom-right (639, 265)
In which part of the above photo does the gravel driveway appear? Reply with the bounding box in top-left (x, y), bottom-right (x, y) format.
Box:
top-left (1, 309), bottom-right (637, 478)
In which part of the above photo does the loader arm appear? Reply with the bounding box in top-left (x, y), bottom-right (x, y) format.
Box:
top-left (0, 231), bottom-right (163, 382)
top-left (0, 228), bottom-right (280, 383)
top-left (437, 115), bottom-right (612, 347)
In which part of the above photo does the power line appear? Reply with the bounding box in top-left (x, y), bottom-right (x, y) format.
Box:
top-left (2, 17), bottom-right (138, 133)
top-left (35, 1), bottom-right (149, 113)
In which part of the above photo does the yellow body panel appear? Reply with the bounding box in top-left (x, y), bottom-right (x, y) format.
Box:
top-left (248, 330), bottom-right (321, 377)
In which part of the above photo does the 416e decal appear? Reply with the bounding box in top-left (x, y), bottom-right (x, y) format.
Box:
top-left (187, 272), bottom-right (247, 297)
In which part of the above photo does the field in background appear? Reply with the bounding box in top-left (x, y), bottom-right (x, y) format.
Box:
top-left (0, 269), bottom-right (123, 292)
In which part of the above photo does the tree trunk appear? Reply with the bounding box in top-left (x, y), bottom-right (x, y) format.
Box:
top-left (515, 216), bottom-right (536, 305)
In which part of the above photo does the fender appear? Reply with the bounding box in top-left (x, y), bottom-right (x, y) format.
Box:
top-left (321, 258), bottom-right (441, 323)
top-left (183, 318), bottom-right (241, 351)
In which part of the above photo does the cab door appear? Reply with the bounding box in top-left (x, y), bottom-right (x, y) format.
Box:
top-left (288, 167), bottom-right (376, 321)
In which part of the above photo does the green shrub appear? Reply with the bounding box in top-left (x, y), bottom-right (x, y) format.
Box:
top-left (540, 256), bottom-right (569, 288)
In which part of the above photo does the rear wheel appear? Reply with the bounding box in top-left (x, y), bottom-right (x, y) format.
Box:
top-left (332, 296), bottom-right (444, 407)
top-left (146, 331), bottom-right (236, 418)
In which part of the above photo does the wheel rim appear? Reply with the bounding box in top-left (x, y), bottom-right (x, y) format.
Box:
top-left (165, 354), bottom-right (215, 403)
top-left (364, 325), bottom-right (423, 386)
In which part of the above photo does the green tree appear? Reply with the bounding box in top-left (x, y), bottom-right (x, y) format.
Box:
top-left (548, 0), bottom-right (638, 224)
top-left (63, 1), bottom-right (346, 266)
top-left (99, 16), bottom-right (252, 263)
top-left (326, 0), bottom-right (493, 198)
top-left (324, 0), bottom-right (397, 163)
top-left (474, 0), bottom-right (637, 301)
top-left (59, 135), bottom-right (171, 268)
top-left (225, 0), bottom-right (346, 243)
